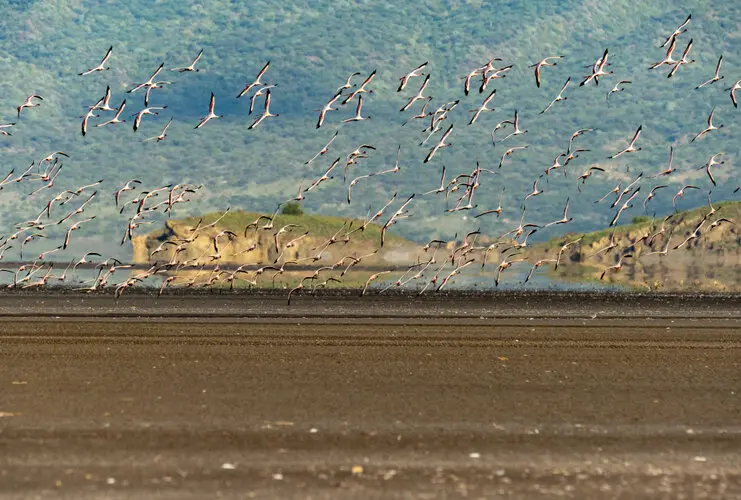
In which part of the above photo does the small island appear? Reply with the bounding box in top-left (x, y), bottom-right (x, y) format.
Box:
top-left (527, 201), bottom-right (741, 291)
top-left (132, 203), bottom-right (423, 288)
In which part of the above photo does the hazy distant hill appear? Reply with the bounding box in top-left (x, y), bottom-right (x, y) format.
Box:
top-left (0, 1), bottom-right (739, 264)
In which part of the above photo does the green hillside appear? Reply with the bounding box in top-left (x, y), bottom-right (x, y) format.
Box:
top-left (141, 207), bottom-right (411, 254)
top-left (0, 0), bottom-right (739, 281)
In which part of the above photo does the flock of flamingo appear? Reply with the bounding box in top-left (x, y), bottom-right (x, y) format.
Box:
top-left (0, 12), bottom-right (739, 301)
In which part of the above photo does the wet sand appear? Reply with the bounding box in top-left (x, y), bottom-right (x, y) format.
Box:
top-left (1, 293), bottom-right (740, 498)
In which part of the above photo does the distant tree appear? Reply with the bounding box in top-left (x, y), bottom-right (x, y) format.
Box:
top-left (282, 202), bottom-right (304, 216)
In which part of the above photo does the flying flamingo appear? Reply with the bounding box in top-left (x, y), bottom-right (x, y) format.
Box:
top-left (79, 46), bottom-right (113, 76)
top-left (194, 93), bottom-right (222, 129)
top-left (171, 49), bottom-right (204, 72)
top-left (529, 56), bottom-right (563, 88)
top-left (237, 60), bottom-right (271, 98)
top-left (398, 61), bottom-right (428, 92)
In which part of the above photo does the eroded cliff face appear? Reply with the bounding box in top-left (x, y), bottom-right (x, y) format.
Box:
top-left (131, 235), bottom-right (150, 264)
top-left (528, 210), bottom-right (741, 291)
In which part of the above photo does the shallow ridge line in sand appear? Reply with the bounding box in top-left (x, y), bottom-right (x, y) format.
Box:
top-left (1, 335), bottom-right (739, 349)
top-left (1, 312), bottom-right (741, 321)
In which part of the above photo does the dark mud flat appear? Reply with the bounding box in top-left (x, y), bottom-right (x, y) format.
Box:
top-left (1, 289), bottom-right (741, 320)
top-left (0, 295), bottom-right (740, 498)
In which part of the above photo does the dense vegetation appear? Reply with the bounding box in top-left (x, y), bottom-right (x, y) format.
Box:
top-left (0, 0), bottom-right (739, 263)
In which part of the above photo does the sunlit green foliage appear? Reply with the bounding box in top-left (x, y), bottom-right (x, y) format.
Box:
top-left (281, 202), bottom-right (304, 216)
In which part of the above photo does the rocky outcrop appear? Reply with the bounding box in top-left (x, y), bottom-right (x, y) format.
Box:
top-left (528, 203), bottom-right (741, 291)
top-left (133, 213), bottom-right (421, 270)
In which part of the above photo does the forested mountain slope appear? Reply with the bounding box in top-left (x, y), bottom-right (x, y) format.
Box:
top-left (0, 0), bottom-right (739, 264)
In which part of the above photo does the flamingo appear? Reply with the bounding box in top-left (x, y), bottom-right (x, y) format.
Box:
top-left (479, 64), bottom-right (512, 93)
top-left (672, 185), bottom-right (701, 212)
top-left (644, 230), bottom-right (674, 257)
top-left (423, 124), bottom-right (453, 163)
top-left (143, 81), bottom-right (172, 107)
top-left (650, 146), bottom-right (679, 178)
top-left (708, 218), bottom-right (735, 231)
top-left (609, 125), bottom-right (642, 158)
top-left (541, 77), bottom-right (570, 114)
top-left (127, 62), bottom-right (165, 93)
top-left (544, 198), bottom-right (573, 227)
top-left (600, 253), bottom-right (633, 280)
top-left (610, 188), bottom-right (640, 226)
top-left (57, 191), bottom-right (97, 224)
top-left (696, 55), bottom-right (724, 89)
top-left (381, 194), bottom-right (415, 247)
top-left (248, 89), bottom-right (279, 129)
top-left (649, 35), bottom-right (679, 69)
top-left (643, 185), bottom-right (668, 210)
top-left (468, 90), bottom-right (496, 125)
top-left (606, 80), bottom-right (631, 100)
top-left (691, 107), bottom-right (723, 142)
top-left (360, 270), bottom-right (391, 296)
top-left (577, 166), bottom-right (605, 189)
top-left (80, 108), bottom-right (99, 136)
top-left (726, 79), bottom-right (741, 108)
top-left (144, 118), bottom-right (173, 142)
top-left (659, 14), bottom-right (691, 48)
top-left (475, 189), bottom-right (505, 219)
top-left (402, 96), bottom-right (432, 126)
top-left (237, 60), bottom-right (271, 98)
top-left (555, 237), bottom-right (583, 270)
top-left (0, 122), bottom-right (14, 136)
top-left (249, 84), bottom-right (278, 115)
top-left (525, 259), bottom-right (558, 283)
top-left (17, 95), bottom-right (43, 117)
top-left (423, 166), bottom-right (447, 196)
top-left (529, 56), bottom-right (563, 87)
top-left (495, 255), bottom-right (527, 287)
top-left (610, 172), bottom-right (643, 209)
top-left (335, 72), bottom-right (361, 94)
top-left (498, 145), bottom-right (528, 169)
top-left (91, 85), bottom-right (116, 112)
top-left (340, 94), bottom-right (370, 124)
top-left (171, 49), bottom-right (204, 72)
top-left (303, 133), bottom-right (338, 169)
top-left (194, 93), bottom-right (222, 129)
top-left (398, 61), bottom-right (428, 92)
top-left (400, 74), bottom-right (431, 112)
top-left (667, 38), bottom-right (694, 78)
top-left (114, 180), bottom-right (142, 207)
top-left (436, 259), bottom-right (475, 292)
top-left (695, 153), bottom-right (724, 186)
top-left (95, 99), bottom-right (127, 127)
top-left (499, 110), bottom-right (528, 142)
top-left (315, 90), bottom-right (343, 128)
top-left (580, 48), bottom-right (612, 86)
top-left (341, 70), bottom-right (376, 105)
top-left (132, 106), bottom-right (166, 132)
top-left (523, 176), bottom-right (544, 204)
top-left (79, 46), bottom-right (113, 76)
top-left (674, 218), bottom-right (706, 250)
top-left (63, 216), bottom-right (96, 250)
